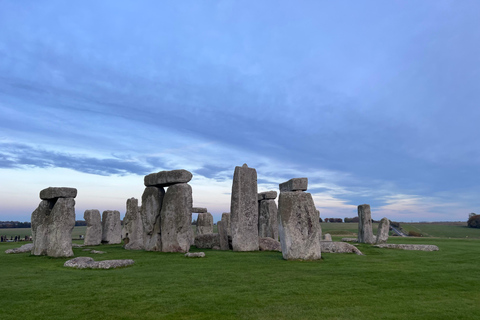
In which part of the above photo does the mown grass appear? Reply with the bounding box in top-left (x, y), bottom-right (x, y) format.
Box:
top-left (401, 222), bottom-right (480, 239)
top-left (1, 236), bottom-right (480, 319)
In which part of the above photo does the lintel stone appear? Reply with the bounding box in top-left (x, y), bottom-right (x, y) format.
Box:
top-left (144, 169), bottom-right (193, 187)
top-left (279, 178), bottom-right (308, 192)
top-left (258, 191), bottom-right (277, 201)
top-left (40, 187), bottom-right (77, 200)
top-left (191, 207), bottom-right (208, 213)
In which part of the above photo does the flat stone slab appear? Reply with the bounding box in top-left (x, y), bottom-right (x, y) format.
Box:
top-left (341, 238), bottom-right (358, 242)
top-left (5, 243), bottom-right (34, 254)
top-left (374, 244), bottom-right (439, 251)
top-left (64, 257), bottom-right (135, 269)
top-left (72, 244), bottom-right (85, 248)
top-left (258, 191), bottom-right (277, 201)
top-left (91, 250), bottom-right (106, 254)
top-left (321, 241), bottom-right (364, 255)
top-left (40, 187), bottom-right (77, 200)
top-left (144, 169), bottom-right (192, 187)
top-left (185, 252), bottom-right (205, 258)
top-left (258, 237), bottom-right (281, 252)
top-left (279, 178), bottom-right (308, 192)
top-left (191, 207), bottom-right (207, 213)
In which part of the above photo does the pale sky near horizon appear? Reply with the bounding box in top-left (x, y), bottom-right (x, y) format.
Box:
top-left (0, 1), bottom-right (479, 223)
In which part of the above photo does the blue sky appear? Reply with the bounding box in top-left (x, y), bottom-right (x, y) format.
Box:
top-left (0, 1), bottom-right (479, 222)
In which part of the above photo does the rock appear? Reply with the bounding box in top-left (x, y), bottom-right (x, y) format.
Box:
top-left (376, 217), bottom-right (390, 244)
top-left (191, 207), bottom-right (208, 213)
top-left (82, 249), bottom-right (91, 251)
top-left (64, 257), bottom-right (135, 269)
top-left (185, 252), bottom-right (205, 258)
top-left (217, 220), bottom-right (229, 250)
top-left (144, 169), bottom-right (192, 187)
top-left (160, 183), bottom-right (192, 252)
top-left (84, 209), bottom-right (102, 246)
top-left (72, 243), bottom-right (84, 248)
top-left (122, 198), bottom-right (144, 250)
top-left (221, 212), bottom-right (231, 237)
top-left (101, 210), bottom-right (122, 244)
top-left (323, 233), bottom-right (332, 241)
top-left (194, 233), bottom-right (220, 249)
top-left (278, 189), bottom-right (321, 260)
top-left (357, 204), bottom-right (375, 244)
top-left (5, 243), bottom-right (34, 254)
top-left (258, 237), bottom-right (281, 251)
top-left (374, 244), bottom-right (439, 251)
top-left (39, 187), bottom-right (77, 200)
top-left (257, 191), bottom-right (277, 201)
top-left (141, 186), bottom-right (165, 251)
top-left (196, 212), bottom-right (214, 235)
top-left (230, 164), bottom-right (259, 251)
top-left (279, 178), bottom-right (308, 192)
top-left (320, 241), bottom-right (364, 255)
top-left (316, 209), bottom-right (322, 240)
top-left (258, 199), bottom-right (278, 240)
top-left (90, 250), bottom-right (106, 254)
top-left (31, 200), bottom-right (51, 256)
top-left (341, 238), bottom-right (358, 242)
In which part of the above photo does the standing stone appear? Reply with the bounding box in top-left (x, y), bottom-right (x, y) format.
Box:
top-left (123, 198), bottom-right (144, 250)
top-left (230, 164), bottom-right (259, 251)
top-left (196, 212), bottom-right (214, 235)
top-left (217, 220), bottom-right (229, 250)
top-left (278, 180), bottom-right (321, 260)
top-left (258, 191), bottom-right (278, 240)
top-left (316, 209), bottom-right (322, 241)
top-left (357, 204), bottom-right (375, 244)
top-left (160, 183), bottom-right (192, 252)
top-left (31, 200), bottom-right (51, 256)
top-left (102, 210), bottom-right (122, 244)
top-left (376, 217), bottom-right (390, 244)
top-left (141, 186), bottom-right (165, 251)
top-left (221, 212), bottom-right (231, 237)
top-left (84, 209), bottom-right (102, 246)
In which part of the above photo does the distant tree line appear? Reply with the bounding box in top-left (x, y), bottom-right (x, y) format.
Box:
top-left (467, 213), bottom-right (480, 228)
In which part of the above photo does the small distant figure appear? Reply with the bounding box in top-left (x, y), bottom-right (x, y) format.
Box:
top-left (79, 235), bottom-right (84, 240)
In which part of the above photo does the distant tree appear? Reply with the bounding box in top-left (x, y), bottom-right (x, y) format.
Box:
top-left (467, 215), bottom-right (480, 228)
top-left (469, 212), bottom-right (477, 218)
top-left (319, 217), bottom-right (323, 222)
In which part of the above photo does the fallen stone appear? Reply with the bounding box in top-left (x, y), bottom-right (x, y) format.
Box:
top-left (194, 233), bottom-right (220, 249)
top-left (217, 220), bottom-right (229, 250)
top-left (341, 238), bottom-right (358, 242)
top-left (258, 199), bottom-right (278, 240)
top-left (90, 250), bottom-right (106, 254)
top-left (196, 212), bottom-right (214, 235)
top-left (40, 187), bottom-right (77, 200)
top-left (320, 241), bottom-right (364, 255)
top-left (102, 210), bottom-right (122, 244)
top-left (185, 252), bottom-right (205, 258)
top-left (376, 217), bottom-right (390, 244)
top-left (144, 169), bottom-right (192, 187)
top-left (72, 243), bottom-right (85, 248)
top-left (191, 207), bottom-right (208, 213)
top-left (82, 249), bottom-right (91, 251)
top-left (5, 243), bottom-right (34, 254)
top-left (84, 209), bottom-right (102, 246)
top-left (258, 237), bottom-right (281, 251)
top-left (323, 233), bottom-right (332, 241)
top-left (279, 178), bottom-right (308, 192)
top-left (122, 198), bottom-right (144, 250)
top-left (64, 257), bottom-right (135, 269)
top-left (374, 244), bottom-right (439, 251)
top-left (212, 246), bottom-right (220, 250)
top-left (141, 186), bottom-right (165, 251)
top-left (257, 191), bottom-right (277, 201)
top-left (357, 204), bottom-right (375, 244)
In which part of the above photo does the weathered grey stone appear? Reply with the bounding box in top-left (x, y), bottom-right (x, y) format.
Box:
top-left (102, 210), bottom-right (122, 244)
top-left (279, 178), bottom-right (308, 192)
top-left (230, 164), bottom-right (259, 251)
top-left (64, 257), bottom-right (135, 269)
top-left (257, 191), bottom-right (277, 201)
top-left (217, 220), bottom-right (229, 250)
top-left (191, 207), bottom-right (207, 213)
top-left (316, 209), bottom-right (322, 240)
top-left (341, 238), bottom-right (358, 242)
top-left (185, 252), bottom-right (205, 258)
top-left (84, 209), bottom-right (102, 246)
top-left (196, 212), bottom-right (214, 235)
top-left (160, 183), bottom-right (192, 253)
top-left (194, 233), bottom-right (220, 249)
top-left (141, 186), bottom-right (165, 251)
top-left (374, 244), bottom-right (439, 251)
top-left (31, 200), bottom-right (51, 256)
top-left (323, 233), bottom-right (332, 241)
top-left (5, 243), bottom-right (34, 254)
top-left (376, 217), bottom-right (390, 244)
top-left (357, 204), bottom-right (375, 244)
top-left (221, 212), bottom-right (231, 237)
top-left (144, 169), bottom-right (192, 187)
top-left (278, 190), bottom-right (321, 260)
top-left (39, 187), bottom-right (77, 200)
top-left (122, 198), bottom-right (144, 250)
top-left (72, 243), bottom-right (84, 248)
top-left (258, 199), bottom-right (278, 240)
top-left (91, 250), bottom-right (106, 254)
top-left (321, 241), bottom-right (364, 255)
top-left (258, 237), bottom-right (281, 251)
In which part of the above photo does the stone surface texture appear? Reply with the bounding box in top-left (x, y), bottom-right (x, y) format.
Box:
top-left (194, 233), bottom-right (220, 249)
top-left (141, 186), bottom-right (165, 251)
top-left (122, 198), bottom-right (144, 250)
top-left (258, 237), bottom-right (281, 251)
top-left (341, 238), bottom-right (358, 242)
top-left (375, 217), bottom-right (390, 244)
top-left (230, 164), bottom-right (259, 251)
top-left (221, 212), bottom-right (231, 237)
top-left (64, 257), bottom-right (135, 269)
top-left (191, 207), bottom-right (207, 213)
top-left (185, 252), bottom-right (205, 258)
top-left (5, 243), bottom-right (34, 254)
top-left (277, 190), bottom-right (321, 260)
top-left (258, 199), bottom-right (278, 240)
top-left (217, 220), bottom-right (229, 250)
top-left (257, 191), bottom-right (277, 201)
top-left (160, 183), bottom-right (192, 252)
top-left (196, 212), bottom-right (214, 235)
top-left (357, 204), bottom-right (375, 244)
top-left (374, 244), bottom-right (439, 251)
top-left (84, 209), bottom-right (102, 246)
top-left (102, 210), bottom-right (122, 244)
top-left (279, 178), bottom-right (308, 192)
top-left (323, 233), bottom-right (332, 241)
top-left (39, 187), bottom-right (77, 200)
top-left (320, 241), bottom-right (363, 255)
top-left (144, 169), bottom-right (192, 187)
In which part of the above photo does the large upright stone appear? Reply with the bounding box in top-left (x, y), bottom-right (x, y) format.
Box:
top-left (31, 200), bottom-right (51, 256)
top-left (376, 217), bottom-right (390, 244)
top-left (278, 186), bottom-right (321, 260)
top-left (217, 220), bottom-right (229, 250)
top-left (279, 178), bottom-right (308, 192)
top-left (258, 195), bottom-right (278, 240)
top-left (357, 204), bottom-right (375, 244)
top-left (230, 164), bottom-right (259, 251)
top-left (196, 212), bottom-right (214, 235)
top-left (84, 209), bottom-right (102, 246)
top-left (160, 183), bottom-right (192, 252)
top-left (141, 186), bottom-right (165, 251)
top-left (123, 198), bottom-right (144, 250)
top-left (40, 187), bottom-right (77, 200)
top-left (144, 169), bottom-right (192, 187)
top-left (102, 210), bottom-right (122, 244)
top-left (221, 212), bottom-right (231, 237)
